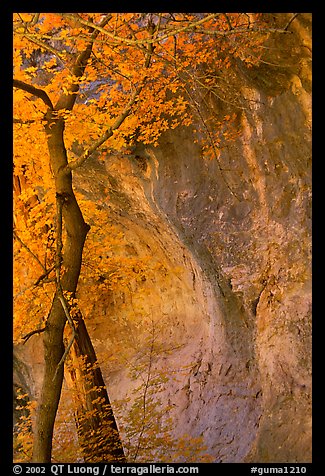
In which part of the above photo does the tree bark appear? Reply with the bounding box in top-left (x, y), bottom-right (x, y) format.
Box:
top-left (15, 15), bottom-right (128, 461)
top-left (32, 115), bottom-right (90, 462)
top-left (65, 313), bottom-right (126, 462)
top-left (32, 109), bottom-right (126, 463)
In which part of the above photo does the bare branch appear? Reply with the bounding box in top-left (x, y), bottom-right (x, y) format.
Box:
top-left (13, 79), bottom-right (54, 110)
top-left (31, 13), bottom-right (40, 26)
top-left (183, 84), bottom-right (241, 201)
top-left (284, 13), bottom-right (300, 31)
top-left (223, 13), bottom-right (233, 31)
top-left (33, 265), bottom-right (56, 287)
top-left (191, 26), bottom-right (293, 36)
top-left (14, 118), bottom-right (36, 125)
top-left (14, 230), bottom-right (47, 272)
top-left (65, 13), bottom-right (292, 48)
top-left (132, 318), bottom-right (157, 462)
top-left (62, 13), bottom-right (220, 47)
top-left (14, 12), bottom-right (40, 28)
top-left (22, 327), bottom-right (46, 344)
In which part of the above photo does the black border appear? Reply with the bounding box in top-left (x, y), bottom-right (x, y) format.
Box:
top-left (4, 3), bottom-right (318, 474)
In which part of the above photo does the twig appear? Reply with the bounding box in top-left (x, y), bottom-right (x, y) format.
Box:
top-left (284, 13), bottom-right (300, 31)
top-left (223, 13), bottom-right (233, 31)
top-left (14, 118), bottom-right (36, 125)
top-left (181, 82), bottom-right (241, 201)
top-left (30, 13), bottom-right (40, 27)
top-left (132, 321), bottom-right (157, 462)
top-left (62, 13), bottom-right (220, 47)
top-left (14, 230), bottom-right (46, 272)
top-left (22, 327), bottom-right (46, 344)
top-left (14, 32), bottom-right (68, 63)
top-left (33, 265), bottom-right (55, 286)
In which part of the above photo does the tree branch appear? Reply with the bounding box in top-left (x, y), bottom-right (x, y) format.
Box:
top-left (192, 26), bottom-right (293, 36)
top-left (15, 32), bottom-right (68, 62)
top-left (223, 13), bottom-right (233, 31)
top-left (62, 13), bottom-right (220, 47)
top-left (13, 79), bottom-right (54, 110)
top-left (55, 13), bottom-right (113, 112)
top-left (63, 13), bottom-right (292, 48)
top-left (14, 118), bottom-right (36, 125)
top-left (66, 16), bottom-right (156, 172)
top-left (284, 13), bottom-right (300, 31)
top-left (30, 13), bottom-right (40, 26)
top-left (33, 265), bottom-right (56, 287)
top-left (132, 319), bottom-right (157, 462)
top-left (14, 230), bottom-right (47, 272)
top-left (22, 327), bottom-right (46, 344)
top-left (66, 81), bottom-right (143, 171)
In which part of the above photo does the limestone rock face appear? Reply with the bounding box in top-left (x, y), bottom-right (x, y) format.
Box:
top-left (14, 13), bottom-right (312, 463)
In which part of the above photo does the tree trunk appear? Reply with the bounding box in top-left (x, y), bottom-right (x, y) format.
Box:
top-left (32, 113), bottom-right (125, 462)
top-left (15, 16), bottom-right (126, 462)
top-left (65, 313), bottom-right (126, 462)
top-left (32, 116), bottom-right (90, 462)
top-left (32, 299), bottom-right (67, 462)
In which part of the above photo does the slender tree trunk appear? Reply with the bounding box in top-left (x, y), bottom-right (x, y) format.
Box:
top-left (15, 16), bottom-right (128, 461)
top-left (32, 116), bottom-right (90, 462)
top-left (65, 313), bottom-right (126, 462)
top-left (32, 113), bottom-right (125, 462)
top-left (32, 300), bottom-right (67, 462)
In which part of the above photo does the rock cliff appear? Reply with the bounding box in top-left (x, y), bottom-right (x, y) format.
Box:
top-left (14, 13), bottom-right (312, 463)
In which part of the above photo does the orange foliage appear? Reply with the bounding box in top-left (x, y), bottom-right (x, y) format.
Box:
top-left (12, 10), bottom-right (275, 337)
top-left (13, 12), bottom-right (277, 460)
